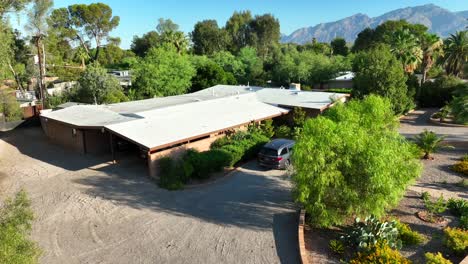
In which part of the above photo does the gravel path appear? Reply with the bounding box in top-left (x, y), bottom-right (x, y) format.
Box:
top-left (399, 108), bottom-right (468, 144)
top-left (0, 127), bottom-right (300, 264)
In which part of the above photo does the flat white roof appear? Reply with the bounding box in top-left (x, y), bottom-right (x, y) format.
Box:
top-left (333, 71), bottom-right (355, 81)
top-left (105, 93), bottom-right (289, 150)
top-left (41, 85), bottom-right (348, 149)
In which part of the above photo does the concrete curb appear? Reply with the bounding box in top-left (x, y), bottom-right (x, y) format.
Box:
top-left (298, 209), bottom-right (309, 264)
top-left (399, 109), bottom-right (415, 120)
top-left (460, 255), bottom-right (468, 264)
top-left (428, 117), bottom-right (467, 128)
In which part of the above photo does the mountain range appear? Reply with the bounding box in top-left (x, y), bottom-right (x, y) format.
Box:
top-left (281, 4), bottom-right (467, 44)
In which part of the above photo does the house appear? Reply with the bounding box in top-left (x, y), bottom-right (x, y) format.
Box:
top-left (313, 71), bottom-right (354, 89)
top-left (40, 85), bottom-right (348, 177)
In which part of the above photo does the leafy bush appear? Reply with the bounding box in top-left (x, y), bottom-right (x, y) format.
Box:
top-left (158, 157), bottom-right (186, 190)
top-left (395, 220), bottom-right (425, 246)
top-left (184, 149), bottom-right (231, 179)
top-left (443, 227), bottom-right (468, 255)
top-left (349, 242), bottom-right (412, 264)
top-left (274, 125), bottom-right (292, 138)
top-left (212, 131), bottom-right (269, 167)
top-left (0, 190), bottom-right (41, 263)
top-left (449, 82), bottom-right (468, 125)
top-left (452, 160), bottom-right (468, 176)
top-left (424, 252), bottom-right (453, 264)
top-left (292, 95), bottom-right (421, 227)
top-left (414, 130), bottom-right (450, 159)
top-left (329, 239), bottom-right (344, 254)
top-left (0, 89), bottom-right (22, 122)
top-left (342, 215), bottom-right (402, 250)
top-left (418, 76), bottom-right (464, 107)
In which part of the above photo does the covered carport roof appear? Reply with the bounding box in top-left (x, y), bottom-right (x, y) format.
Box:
top-left (104, 93), bottom-right (289, 151)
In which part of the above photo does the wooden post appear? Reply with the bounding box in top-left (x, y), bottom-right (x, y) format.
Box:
top-left (109, 133), bottom-right (116, 164)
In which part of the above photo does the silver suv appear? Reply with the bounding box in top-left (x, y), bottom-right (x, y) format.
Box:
top-left (258, 138), bottom-right (295, 169)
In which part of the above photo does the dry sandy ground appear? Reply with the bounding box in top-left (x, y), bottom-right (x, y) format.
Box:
top-left (0, 127), bottom-right (299, 264)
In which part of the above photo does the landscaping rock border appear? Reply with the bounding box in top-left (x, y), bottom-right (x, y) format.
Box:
top-left (428, 117), bottom-right (467, 128)
top-left (298, 209), bottom-right (309, 264)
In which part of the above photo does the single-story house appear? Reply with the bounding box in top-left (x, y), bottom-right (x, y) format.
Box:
top-left (313, 71), bottom-right (354, 89)
top-left (40, 85), bottom-right (348, 177)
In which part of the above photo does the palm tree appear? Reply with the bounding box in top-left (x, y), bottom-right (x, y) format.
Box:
top-left (25, 0), bottom-right (53, 108)
top-left (444, 31), bottom-right (468, 77)
top-left (390, 29), bottom-right (423, 73)
top-left (414, 130), bottom-right (451, 159)
top-left (421, 33), bottom-right (444, 83)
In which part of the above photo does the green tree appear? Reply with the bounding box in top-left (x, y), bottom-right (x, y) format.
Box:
top-left (191, 20), bottom-right (228, 55)
top-left (156, 18), bottom-right (188, 54)
top-left (0, 0), bottom-right (31, 17)
top-left (389, 29), bottom-right (423, 73)
top-left (47, 3), bottom-right (120, 61)
top-left (132, 45), bottom-right (196, 97)
top-left (0, 190), bottom-right (41, 264)
top-left (26, 0), bottom-right (53, 106)
top-left (444, 31), bottom-right (468, 77)
top-left (74, 63), bottom-right (127, 104)
top-left (237, 47), bottom-right (264, 85)
top-left (0, 89), bottom-right (22, 122)
top-left (190, 56), bottom-right (236, 92)
top-left (130, 31), bottom-right (160, 57)
top-left (211, 50), bottom-right (246, 80)
top-left (292, 95), bottom-right (421, 227)
top-left (353, 44), bottom-right (413, 114)
top-left (225, 10), bottom-right (252, 53)
top-left (450, 84), bottom-right (468, 125)
top-left (249, 14), bottom-right (280, 60)
top-left (421, 33), bottom-right (444, 83)
top-left (352, 28), bottom-right (374, 52)
top-left (331, 37), bottom-right (348, 56)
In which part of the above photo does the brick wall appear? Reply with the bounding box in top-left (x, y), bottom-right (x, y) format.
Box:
top-left (41, 117), bottom-right (84, 153)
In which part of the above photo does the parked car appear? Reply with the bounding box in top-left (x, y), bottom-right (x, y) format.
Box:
top-left (257, 138), bottom-right (295, 169)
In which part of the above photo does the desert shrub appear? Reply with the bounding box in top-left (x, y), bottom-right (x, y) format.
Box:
top-left (342, 215), bottom-right (402, 250)
top-left (452, 160), bottom-right (468, 176)
top-left (395, 220), bottom-right (425, 246)
top-left (443, 227), bottom-right (468, 255)
top-left (423, 194), bottom-right (448, 222)
top-left (158, 157), bottom-right (185, 190)
top-left (349, 242), bottom-right (412, 264)
top-left (0, 89), bottom-right (22, 122)
top-left (450, 83), bottom-right (468, 125)
top-left (329, 239), bottom-right (344, 254)
top-left (418, 76), bottom-right (464, 107)
top-left (274, 125), bottom-right (292, 138)
top-left (447, 198), bottom-right (468, 217)
top-left (184, 149), bottom-right (231, 179)
top-left (460, 215), bottom-right (468, 230)
top-left (211, 136), bottom-right (230, 149)
top-left (0, 190), bottom-right (41, 264)
top-left (424, 252), bottom-right (452, 264)
top-left (292, 95), bottom-right (422, 227)
top-left (414, 130), bottom-right (450, 159)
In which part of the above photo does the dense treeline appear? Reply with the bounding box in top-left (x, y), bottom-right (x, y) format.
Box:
top-left (0, 1), bottom-right (467, 119)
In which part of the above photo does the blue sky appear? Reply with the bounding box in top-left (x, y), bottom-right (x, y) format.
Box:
top-left (10, 0), bottom-right (468, 49)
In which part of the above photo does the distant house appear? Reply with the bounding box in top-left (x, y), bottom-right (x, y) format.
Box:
top-left (40, 85), bottom-right (349, 178)
top-left (109, 70), bottom-right (132, 87)
top-left (313, 71), bottom-right (354, 89)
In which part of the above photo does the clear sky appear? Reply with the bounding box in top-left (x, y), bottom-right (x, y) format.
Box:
top-left (10, 0), bottom-right (468, 49)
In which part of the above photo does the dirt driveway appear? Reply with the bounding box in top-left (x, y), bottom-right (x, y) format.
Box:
top-left (0, 127), bottom-right (299, 264)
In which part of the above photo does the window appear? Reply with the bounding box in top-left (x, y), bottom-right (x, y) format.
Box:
top-left (280, 148), bottom-right (288, 155)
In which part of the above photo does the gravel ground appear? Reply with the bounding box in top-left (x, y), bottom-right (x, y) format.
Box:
top-left (0, 127), bottom-right (300, 264)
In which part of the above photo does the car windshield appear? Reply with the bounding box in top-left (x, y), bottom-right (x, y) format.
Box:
top-left (260, 147), bottom-right (278, 156)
